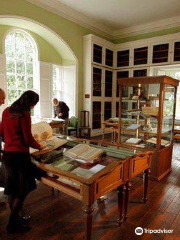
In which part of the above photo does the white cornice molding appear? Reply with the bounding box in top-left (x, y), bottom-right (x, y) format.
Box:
top-left (26, 0), bottom-right (180, 40)
top-left (26, 0), bottom-right (113, 40)
top-left (113, 15), bottom-right (180, 39)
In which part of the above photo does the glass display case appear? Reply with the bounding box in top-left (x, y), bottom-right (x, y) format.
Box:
top-left (117, 75), bottom-right (179, 181)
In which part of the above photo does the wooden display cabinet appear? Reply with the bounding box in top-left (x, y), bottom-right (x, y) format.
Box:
top-left (32, 141), bottom-right (152, 240)
top-left (117, 75), bottom-right (179, 181)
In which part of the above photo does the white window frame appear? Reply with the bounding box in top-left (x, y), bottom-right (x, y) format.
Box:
top-left (5, 28), bottom-right (40, 117)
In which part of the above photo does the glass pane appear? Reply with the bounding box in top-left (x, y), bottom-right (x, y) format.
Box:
top-left (7, 75), bottom-right (16, 88)
top-left (26, 47), bottom-right (34, 62)
top-left (8, 89), bottom-right (18, 105)
top-left (27, 76), bottom-right (33, 89)
top-left (6, 60), bottom-right (15, 73)
top-left (16, 61), bottom-right (25, 74)
top-left (16, 32), bottom-right (25, 46)
top-left (18, 89), bottom-right (24, 97)
top-left (16, 45), bottom-right (25, 59)
top-left (26, 38), bottom-right (32, 48)
top-left (17, 75), bottom-right (26, 89)
top-left (6, 33), bottom-right (15, 45)
top-left (161, 84), bottom-right (175, 145)
top-left (5, 44), bottom-right (15, 58)
top-left (27, 63), bottom-right (33, 75)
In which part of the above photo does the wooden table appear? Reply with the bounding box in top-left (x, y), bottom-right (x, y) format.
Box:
top-left (32, 144), bottom-right (152, 240)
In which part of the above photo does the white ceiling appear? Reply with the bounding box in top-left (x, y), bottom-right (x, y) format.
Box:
top-left (55, 0), bottom-right (180, 29)
top-left (27, 0), bottom-right (180, 39)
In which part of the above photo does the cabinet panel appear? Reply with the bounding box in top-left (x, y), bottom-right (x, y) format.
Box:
top-left (116, 71), bottom-right (129, 97)
top-left (104, 101), bottom-right (112, 120)
top-left (92, 101), bottom-right (102, 129)
top-left (117, 50), bottom-right (130, 67)
top-left (133, 69), bottom-right (147, 77)
top-left (93, 44), bottom-right (103, 64)
top-left (174, 41), bottom-right (180, 62)
top-left (93, 67), bottom-right (102, 97)
top-left (105, 70), bottom-right (113, 97)
top-left (152, 43), bottom-right (169, 64)
top-left (105, 48), bottom-right (113, 67)
top-left (134, 47), bottom-right (148, 65)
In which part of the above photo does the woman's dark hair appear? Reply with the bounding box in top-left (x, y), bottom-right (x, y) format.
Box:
top-left (10, 90), bottom-right (39, 115)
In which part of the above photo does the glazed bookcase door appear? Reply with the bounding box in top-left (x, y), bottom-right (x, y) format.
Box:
top-left (104, 101), bottom-right (112, 120)
top-left (117, 49), bottom-right (130, 68)
top-left (105, 48), bottom-right (114, 68)
top-left (172, 40), bottom-right (180, 63)
top-left (134, 46), bottom-right (148, 66)
top-left (92, 66), bottom-right (103, 97)
top-left (92, 101), bottom-right (102, 129)
top-left (104, 69), bottom-right (113, 97)
top-left (93, 43), bottom-right (103, 65)
top-left (152, 43), bottom-right (170, 64)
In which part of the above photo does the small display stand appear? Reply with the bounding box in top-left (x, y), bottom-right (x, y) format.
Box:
top-left (79, 111), bottom-right (91, 138)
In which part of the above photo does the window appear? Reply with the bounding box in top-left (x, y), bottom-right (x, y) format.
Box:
top-left (5, 29), bottom-right (39, 114)
top-left (52, 64), bottom-right (76, 117)
top-left (52, 65), bottom-right (63, 99)
top-left (155, 67), bottom-right (180, 119)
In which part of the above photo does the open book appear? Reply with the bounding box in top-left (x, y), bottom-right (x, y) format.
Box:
top-left (146, 137), bottom-right (170, 146)
top-left (64, 144), bottom-right (103, 163)
top-left (125, 138), bottom-right (142, 144)
top-left (30, 121), bottom-right (67, 156)
top-left (126, 124), bottom-right (141, 130)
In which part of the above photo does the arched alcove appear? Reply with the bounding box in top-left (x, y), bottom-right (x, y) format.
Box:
top-left (0, 15), bottom-right (78, 118)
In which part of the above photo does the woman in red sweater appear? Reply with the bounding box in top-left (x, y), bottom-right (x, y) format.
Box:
top-left (0, 90), bottom-right (45, 233)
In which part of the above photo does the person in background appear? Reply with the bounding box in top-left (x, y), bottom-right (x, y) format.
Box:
top-left (0, 90), bottom-right (45, 233)
top-left (52, 97), bottom-right (69, 135)
top-left (0, 88), bottom-right (6, 206)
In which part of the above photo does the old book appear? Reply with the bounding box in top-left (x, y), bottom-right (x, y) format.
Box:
top-left (142, 106), bottom-right (159, 116)
top-left (146, 137), bottom-right (169, 146)
top-left (30, 121), bottom-right (67, 156)
top-left (64, 144), bottom-right (103, 162)
top-left (126, 124), bottom-right (141, 130)
top-left (125, 138), bottom-right (142, 144)
top-left (71, 164), bottom-right (105, 179)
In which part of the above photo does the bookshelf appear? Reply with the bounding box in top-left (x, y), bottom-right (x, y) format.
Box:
top-left (152, 43), bottom-right (169, 64)
top-left (174, 41), bottom-right (180, 62)
top-left (93, 44), bottom-right (103, 64)
top-left (134, 46), bottom-right (148, 65)
top-left (117, 49), bottom-right (130, 67)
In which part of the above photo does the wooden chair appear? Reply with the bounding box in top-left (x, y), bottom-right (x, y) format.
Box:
top-left (67, 116), bottom-right (78, 137)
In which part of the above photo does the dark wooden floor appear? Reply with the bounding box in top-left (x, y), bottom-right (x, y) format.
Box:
top-left (1, 145), bottom-right (180, 240)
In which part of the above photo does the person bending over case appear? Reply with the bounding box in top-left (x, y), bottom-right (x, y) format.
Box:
top-left (52, 97), bottom-right (69, 135)
top-left (0, 90), bottom-right (45, 233)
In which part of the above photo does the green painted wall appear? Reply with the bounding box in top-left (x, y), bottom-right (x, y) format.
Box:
top-left (0, 0), bottom-right (108, 113)
top-left (113, 27), bottom-right (180, 44)
top-left (0, 25), bottom-right (62, 64)
top-left (1, 0), bottom-right (180, 113)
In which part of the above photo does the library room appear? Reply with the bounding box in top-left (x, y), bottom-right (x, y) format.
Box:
top-left (0, 0), bottom-right (180, 239)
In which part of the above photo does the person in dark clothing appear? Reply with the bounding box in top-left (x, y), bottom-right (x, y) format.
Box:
top-left (0, 90), bottom-right (45, 233)
top-left (0, 88), bottom-right (7, 206)
top-left (52, 98), bottom-right (69, 135)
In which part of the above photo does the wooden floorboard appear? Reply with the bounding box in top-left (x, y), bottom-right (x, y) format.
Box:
top-left (0, 144), bottom-right (180, 239)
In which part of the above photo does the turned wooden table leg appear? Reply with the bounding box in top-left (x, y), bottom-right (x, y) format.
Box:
top-left (83, 205), bottom-right (94, 240)
top-left (142, 168), bottom-right (150, 203)
top-left (117, 184), bottom-right (126, 226)
top-left (124, 181), bottom-right (131, 222)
